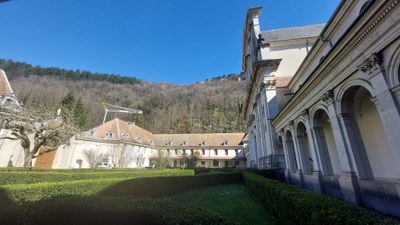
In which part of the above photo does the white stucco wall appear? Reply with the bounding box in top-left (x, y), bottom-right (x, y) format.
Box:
top-left (269, 44), bottom-right (310, 78)
top-left (0, 129), bottom-right (36, 167)
top-left (53, 137), bottom-right (155, 169)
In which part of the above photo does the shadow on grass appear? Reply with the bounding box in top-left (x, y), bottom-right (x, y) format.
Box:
top-left (0, 173), bottom-right (244, 225)
top-left (98, 172), bottom-right (243, 198)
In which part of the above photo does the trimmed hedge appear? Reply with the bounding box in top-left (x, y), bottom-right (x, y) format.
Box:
top-left (194, 167), bottom-right (210, 175)
top-left (0, 169), bottom-right (194, 185)
top-left (100, 172), bottom-right (244, 198)
top-left (243, 172), bottom-right (399, 225)
top-left (2, 178), bottom-right (128, 203)
top-left (1, 172), bottom-right (243, 203)
top-left (1, 196), bottom-right (241, 225)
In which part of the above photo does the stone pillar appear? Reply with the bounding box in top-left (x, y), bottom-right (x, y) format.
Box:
top-left (281, 131), bottom-right (292, 183)
top-left (322, 90), bottom-right (363, 205)
top-left (358, 53), bottom-right (400, 174)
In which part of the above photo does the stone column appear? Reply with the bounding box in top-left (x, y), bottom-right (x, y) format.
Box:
top-left (358, 53), bottom-right (400, 173)
top-left (281, 131), bottom-right (292, 183)
top-left (322, 90), bottom-right (363, 205)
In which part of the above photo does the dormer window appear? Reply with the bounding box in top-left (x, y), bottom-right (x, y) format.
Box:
top-left (165, 140), bottom-right (172, 146)
top-left (136, 137), bottom-right (142, 143)
top-left (122, 133), bottom-right (129, 140)
top-left (200, 140), bottom-right (206, 146)
top-left (181, 140), bottom-right (187, 146)
top-left (149, 140), bottom-right (154, 145)
top-left (223, 140), bottom-right (229, 146)
top-left (87, 130), bottom-right (96, 138)
top-left (105, 132), bottom-right (114, 139)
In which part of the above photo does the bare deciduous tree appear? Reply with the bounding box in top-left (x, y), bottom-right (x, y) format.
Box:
top-left (110, 145), bottom-right (135, 168)
top-left (83, 148), bottom-right (109, 168)
top-left (0, 110), bottom-right (76, 171)
top-left (152, 149), bottom-right (171, 169)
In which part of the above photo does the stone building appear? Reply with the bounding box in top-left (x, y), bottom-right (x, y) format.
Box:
top-left (243, 1), bottom-right (400, 217)
top-left (36, 118), bottom-right (246, 169)
top-left (155, 133), bottom-right (246, 168)
top-left (50, 118), bottom-right (156, 169)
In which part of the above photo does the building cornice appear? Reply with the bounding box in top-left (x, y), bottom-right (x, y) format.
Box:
top-left (244, 59), bottom-right (282, 120)
top-left (272, 0), bottom-right (398, 128)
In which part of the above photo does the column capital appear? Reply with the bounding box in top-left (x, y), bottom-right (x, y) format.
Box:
top-left (321, 89), bottom-right (334, 104)
top-left (300, 108), bottom-right (309, 118)
top-left (262, 78), bottom-right (277, 90)
top-left (357, 52), bottom-right (383, 75)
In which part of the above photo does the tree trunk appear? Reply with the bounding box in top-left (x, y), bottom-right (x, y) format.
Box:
top-left (23, 152), bottom-right (34, 171)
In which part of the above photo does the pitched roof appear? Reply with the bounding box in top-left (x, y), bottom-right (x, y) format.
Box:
top-left (261, 24), bottom-right (325, 42)
top-left (81, 118), bottom-right (245, 148)
top-left (154, 133), bottom-right (245, 148)
top-left (0, 69), bottom-right (14, 97)
top-left (84, 118), bottom-right (154, 146)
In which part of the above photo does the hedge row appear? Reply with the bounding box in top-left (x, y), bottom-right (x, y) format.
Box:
top-left (1, 172), bottom-right (243, 203)
top-left (100, 172), bottom-right (244, 198)
top-left (0, 169), bottom-right (194, 185)
top-left (1, 196), bottom-right (241, 225)
top-left (2, 178), bottom-right (128, 203)
top-left (243, 172), bottom-right (399, 225)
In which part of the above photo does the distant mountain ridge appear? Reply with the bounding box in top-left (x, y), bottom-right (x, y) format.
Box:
top-left (2, 58), bottom-right (246, 134)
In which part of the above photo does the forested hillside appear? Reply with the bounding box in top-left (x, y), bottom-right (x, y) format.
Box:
top-left (2, 59), bottom-right (246, 133)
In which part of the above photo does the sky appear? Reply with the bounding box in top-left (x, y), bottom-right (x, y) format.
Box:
top-left (0, 0), bottom-right (340, 84)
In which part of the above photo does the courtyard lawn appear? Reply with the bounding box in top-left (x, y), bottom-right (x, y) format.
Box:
top-left (170, 184), bottom-right (277, 225)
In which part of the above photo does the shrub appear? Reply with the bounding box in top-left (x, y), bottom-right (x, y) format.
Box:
top-left (0, 169), bottom-right (194, 185)
top-left (2, 178), bottom-right (127, 203)
top-left (2, 172), bottom-right (242, 203)
top-left (250, 169), bottom-right (278, 180)
top-left (0, 196), bottom-right (241, 225)
top-left (243, 172), bottom-right (399, 225)
top-left (194, 167), bottom-right (210, 175)
top-left (100, 172), bottom-right (243, 198)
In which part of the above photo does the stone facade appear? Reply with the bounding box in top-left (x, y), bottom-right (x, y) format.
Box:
top-left (51, 119), bottom-right (246, 169)
top-left (243, 1), bottom-right (400, 217)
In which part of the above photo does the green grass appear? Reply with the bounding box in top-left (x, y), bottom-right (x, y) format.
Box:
top-left (170, 184), bottom-right (277, 225)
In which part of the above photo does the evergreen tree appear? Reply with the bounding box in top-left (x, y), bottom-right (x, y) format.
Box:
top-left (73, 98), bottom-right (87, 129)
top-left (59, 92), bottom-right (75, 125)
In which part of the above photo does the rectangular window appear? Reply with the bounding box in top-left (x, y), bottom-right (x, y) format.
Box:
top-left (167, 149), bottom-right (170, 155)
top-left (225, 161), bottom-right (229, 167)
top-left (202, 149), bottom-right (205, 155)
top-left (214, 149), bottom-right (218, 155)
top-left (201, 161), bottom-right (205, 165)
top-left (183, 149), bottom-right (186, 155)
top-left (225, 149), bottom-right (228, 156)
top-left (190, 149), bottom-right (194, 155)
top-left (235, 149), bottom-right (238, 155)
top-left (175, 149), bottom-right (178, 155)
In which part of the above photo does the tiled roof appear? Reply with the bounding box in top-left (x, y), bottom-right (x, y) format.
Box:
top-left (276, 76), bottom-right (293, 87)
top-left (154, 133), bottom-right (245, 147)
top-left (0, 69), bottom-right (13, 96)
top-left (261, 24), bottom-right (325, 42)
top-left (81, 118), bottom-right (245, 148)
top-left (84, 118), bottom-right (155, 146)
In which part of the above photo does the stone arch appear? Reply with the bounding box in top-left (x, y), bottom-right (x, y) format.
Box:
top-left (339, 85), bottom-right (398, 179)
top-left (335, 78), bottom-right (374, 114)
top-left (387, 44), bottom-right (400, 88)
top-left (285, 129), bottom-right (298, 172)
top-left (294, 120), bottom-right (314, 175)
top-left (310, 107), bottom-right (342, 176)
